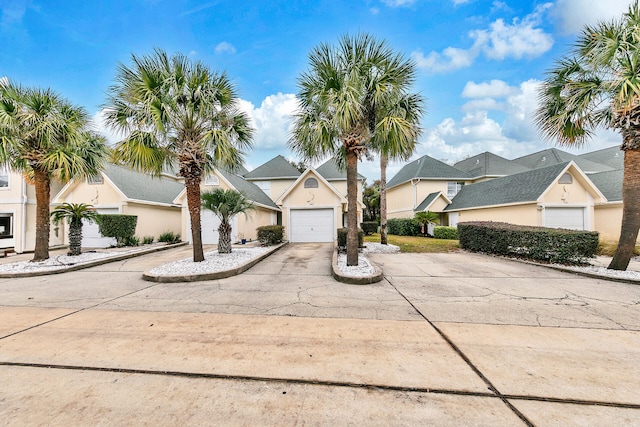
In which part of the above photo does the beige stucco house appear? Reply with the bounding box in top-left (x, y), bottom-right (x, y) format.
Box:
top-left (53, 163), bottom-right (184, 248)
top-left (444, 162), bottom-right (606, 230)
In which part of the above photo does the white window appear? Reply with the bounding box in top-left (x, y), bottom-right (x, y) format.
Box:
top-left (205, 175), bottom-right (220, 186)
top-left (87, 174), bottom-right (103, 185)
top-left (0, 166), bottom-right (8, 188)
top-left (447, 182), bottom-right (464, 198)
top-left (255, 180), bottom-right (271, 195)
top-left (558, 173), bottom-right (573, 184)
top-left (304, 177), bottom-right (318, 188)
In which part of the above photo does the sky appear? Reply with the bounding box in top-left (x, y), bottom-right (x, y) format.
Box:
top-left (0, 0), bottom-right (634, 183)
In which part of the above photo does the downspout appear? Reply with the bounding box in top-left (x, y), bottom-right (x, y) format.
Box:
top-left (21, 178), bottom-right (27, 253)
top-left (411, 179), bottom-right (421, 209)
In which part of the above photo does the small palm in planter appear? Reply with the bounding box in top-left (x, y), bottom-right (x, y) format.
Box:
top-left (201, 189), bottom-right (254, 254)
top-left (51, 203), bottom-right (99, 256)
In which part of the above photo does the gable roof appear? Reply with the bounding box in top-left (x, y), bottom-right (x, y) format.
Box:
top-left (387, 155), bottom-right (472, 189)
top-left (445, 162), bottom-right (576, 211)
top-left (414, 191), bottom-right (451, 212)
top-left (579, 145), bottom-right (623, 170)
top-left (315, 157), bottom-right (365, 181)
top-left (512, 148), bottom-right (612, 173)
top-left (217, 170), bottom-right (280, 210)
top-left (102, 164), bottom-right (184, 205)
top-left (588, 169), bottom-right (623, 202)
top-left (243, 155), bottom-right (301, 180)
top-left (275, 167), bottom-right (351, 205)
top-left (454, 152), bottom-right (530, 178)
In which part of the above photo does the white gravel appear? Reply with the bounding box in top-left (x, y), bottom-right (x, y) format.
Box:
top-left (0, 250), bottom-right (137, 273)
top-left (148, 247), bottom-right (271, 276)
top-left (337, 253), bottom-right (376, 277)
top-left (561, 264), bottom-right (640, 281)
top-left (362, 243), bottom-right (401, 254)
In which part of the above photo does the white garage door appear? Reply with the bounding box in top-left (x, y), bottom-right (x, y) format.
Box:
top-left (187, 210), bottom-right (237, 245)
top-left (544, 207), bottom-right (585, 230)
top-left (290, 209), bottom-right (334, 242)
top-left (82, 208), bottom-right (118, 248)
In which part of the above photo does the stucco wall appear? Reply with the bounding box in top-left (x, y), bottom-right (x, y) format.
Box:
top-left (542, 173), bottom-right (590, 204)
top-left (453, 204), bottom-right (540, 227)
top-left (238, 207), bottom-right (276, 241)
top-left (121, 203), bottom-right (182, 240)
top-left (594, 203), bottom-right (624, 240)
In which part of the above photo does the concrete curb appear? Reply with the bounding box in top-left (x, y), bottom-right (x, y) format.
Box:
top-left (0, 242), bottom-right (188, 278)
top-left (331, 246), bottom-right (383, 285)
top-left (142, 242), bottom-right (288, 283)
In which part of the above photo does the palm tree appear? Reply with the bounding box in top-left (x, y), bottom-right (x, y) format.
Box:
top-left (536, 2), bottom-right (640, 271)
top-left (291, 33), bottom-right (422, 265)
top-left (51, 203), bottom-right (99, 256)
top-left (201, 189), bottom-right (254, 254)
top-left (0, 81), bottom-right (108, 261)
top-left (103, 48), bottom-right (253, 262)
top-left (373, 92), bottom-right (424, 245)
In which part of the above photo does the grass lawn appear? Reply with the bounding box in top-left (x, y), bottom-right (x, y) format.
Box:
top-left (363, 233), bottom-right (459, 253)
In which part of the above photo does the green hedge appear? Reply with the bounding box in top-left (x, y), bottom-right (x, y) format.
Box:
top-left (97, 214), bottom-right (138, 247)
top-left (457, 221), bottom-right (599, 264)
top-left (387, 218), bottom-right (421, 236)
top-left (257, 225), bottom-right (284, 246)
top-left (434, 226), bottom-right (458, 240)
top-left (360, 221), bottom-right (378, 235)
top-left (337, 228), bottom-right (364, 248)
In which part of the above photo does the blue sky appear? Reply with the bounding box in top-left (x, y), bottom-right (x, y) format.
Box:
top-left (1, 0), bottom-right (633, 182)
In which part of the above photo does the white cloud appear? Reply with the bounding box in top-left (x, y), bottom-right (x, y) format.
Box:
top-left (214, 42), bottom-right (236, 55)
top-left (552, 0), bottom-right (634, 34)
top-left (413, 4), bottom-right (553, 72)
top-left (412, 47), bottom-right (478, 73)
top-left (238, 93), bottom-right (298, 150)
top-left (0, 0), bottom-right (34, 27)
top-left (91, 109), bottom-right (121, 147)
top-left (462, 79), bottom-right (519, 98)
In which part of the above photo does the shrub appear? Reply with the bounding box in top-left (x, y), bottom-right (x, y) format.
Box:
top-left (360, 221), bottom-right (378, 235)
top-left (158, 231), bottom-right (181, 244)
top-left (433, 226), bottom-right (458, 240)
top-left (458, 221), bottom-right (599, 264)
top-left (97, 214), bottom-right (138, 247)
top-left (123, 235), bottom-right (140, 247)
top-left (387, 218), bottom-right (421, 236)
top-left (337, 228), bottom-right (364, 249)
top-left (142, 236), bottom-right (154, 245)
top-left (257, 225), bottom-right (284, 245)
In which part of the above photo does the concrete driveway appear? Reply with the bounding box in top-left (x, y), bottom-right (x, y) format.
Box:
top-left (1, 243), bottom-right (639, 425)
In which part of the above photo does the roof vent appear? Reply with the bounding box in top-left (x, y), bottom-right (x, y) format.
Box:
top-left (475, 159), bottom-right (480, 164)
top-left (542, 156), bottom-right (546, 162)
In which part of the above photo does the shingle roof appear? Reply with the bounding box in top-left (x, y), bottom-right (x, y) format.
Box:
top-left (454, 152), bottom-right (530, 178)
top-left (588, 169), bottom-right (622, 202)
top-left (218, 170), bottom-right (280, 210)
top-left (414, 192), bottom-right (441, 212)
top-left (445, 162), bottom-right (570, 211)
top-left (315, 158), bottom-right (365, 181)
top-left (387, 155), bottom-right (471, 189)
top-left (512, 148), bottom-right (612, 173)
top-left (579, 146), bottom-right (623, 170)
top-left (104, 164), bottom-right (184, 205)
top-left (243, 155), bottom-right (301, 180)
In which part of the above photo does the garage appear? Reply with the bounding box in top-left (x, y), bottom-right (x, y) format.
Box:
top-left (544, 207), bottom-right (585, 230)
top-left (290, 208), bottom-right (334, 243)
top-left (81, 208), bottom-right (118, 248)
top-left (187, 210), bottom-right (237, 245)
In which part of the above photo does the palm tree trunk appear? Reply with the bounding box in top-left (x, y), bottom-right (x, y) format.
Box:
top-left (32, 169), bottom-right (50, 261)
top-left (218, 221), bottom-right (232, 254)
top-left (185, 176), bottom-right (205, 262)
top-left (68, 221), bottom-right (82, 256)
top-left (608, 148), bottom-right (640, 270)
top-left (380, 153), bottom-right (388, 245)
top-left (346, 149), bottom-right (359, 266)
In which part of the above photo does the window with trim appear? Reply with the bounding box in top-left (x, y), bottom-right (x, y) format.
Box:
top-left (205, 175), bottom-right (220, 186)
top-left (558, 173), bottom-right (573, 184)
top-left (304, 177), bottom-right (318, 188)
top-left (0, 213), bottom-right (12, 238)
top-left (87, 174), bottom-right (103, 185)
top-left (255, 181), bottom-right (270, 195)
top-left (447, 181), bottom-right (464, 198)
top-left (0, 166), bottom-right (8, 188)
